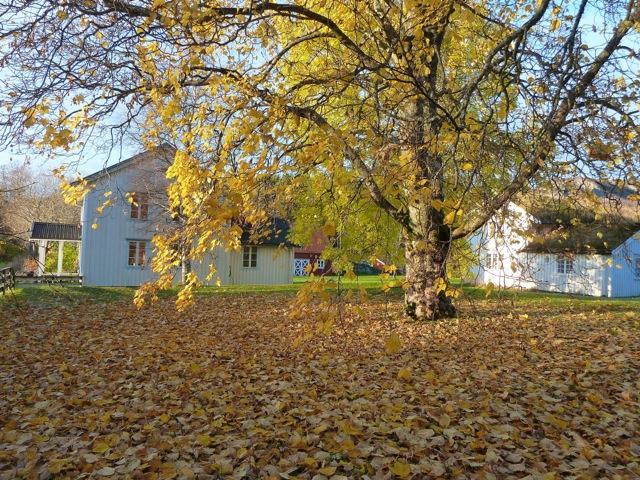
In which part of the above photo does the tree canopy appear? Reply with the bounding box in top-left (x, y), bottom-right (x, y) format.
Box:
top-left (1, 0), bottom-right (639, 318)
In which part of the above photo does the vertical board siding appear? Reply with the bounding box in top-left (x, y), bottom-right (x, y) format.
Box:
top-left (471, 204), bottom-right (535, 289)
top-left (81, 160), bottom-right (163, 286)
top-left (611, 234), bottom-right (640, 297)
top-left (520, 253), bottom-right (610, 297)
top-left (478, 250), bottom-right (612, 297)
top-left (191, 246), bottom-right (292, 285)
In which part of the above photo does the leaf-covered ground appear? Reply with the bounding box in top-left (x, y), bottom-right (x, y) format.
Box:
top-left (1, 294), bottom-right (639, 479)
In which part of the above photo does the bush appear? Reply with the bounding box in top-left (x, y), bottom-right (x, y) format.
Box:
top-left (0, 239), bottom-right (24, 263)
top-left (44, 241), bottom-right (79, 273)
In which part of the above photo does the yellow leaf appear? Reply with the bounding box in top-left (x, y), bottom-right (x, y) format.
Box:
top-left (159, 462), bottom-right (177, 480)
top-left (321, 222), bottom-right (336, 237)
top-left (313, 422), bottom-right (329, 434)
top-left (91, 222), bottom-right (99, 230)
top-left (438, 413), bottom-right (451, 428)
top-left (461, 162), bottom-right (473, 171)
top-left (48, 458), bottom-right (69, 474)
top-left (434, 277), bottom-right (447, 294)
top-left (443, 211), bottom-right (456, 225)
top-left (92, 441), bottom-right (109, 454)
top-left (196, 434), bottom-right (212, 447)
top-left (318, 466), bottom-right (337, 476)
top-left (385, 333), bottom-right (401, 355)
top-left (340, 420), bottom-right (363, 436)
top-left (159, 413), bottom-right (170, 423)
top-left (544, 414), bottom-right (569, 429)
top-left (391, 461), bottom-right (411, 478)
top-left (397, 367), bottom-right (412, 381)
top-left (484, 282), bottom-right (495, 298)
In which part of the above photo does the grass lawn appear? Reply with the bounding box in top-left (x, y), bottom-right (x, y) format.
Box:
top-left (0, 282), bottom-right (639, 479)
top-left (2, 274), bottom-right (639, 310)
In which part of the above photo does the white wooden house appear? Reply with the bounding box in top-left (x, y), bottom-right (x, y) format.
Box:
top-left (78, 146), bottom-right (294, 286)
top-left (470, 187), bottom-right (640, 297)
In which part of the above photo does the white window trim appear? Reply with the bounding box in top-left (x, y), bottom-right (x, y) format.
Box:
top-left (485, 252), bottom-right (499, 270)
top-left (242, 246), bottom-right (258, 269)
top-left (556, 255), bottom-right (574, 275)
top-left (127, 240), bottom-right (147, 267)
top-left (129, 192), bottom-right (149, 221)
top-left (316, 259), bottom-right (326, 270)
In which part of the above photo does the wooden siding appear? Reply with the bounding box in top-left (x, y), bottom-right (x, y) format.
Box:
top-left (521, 253), bottom-right (610, 297)
top-left (80, 156), bottom-right (167, 286)
top-left (611, 232), bottom-right (640, 297)
top-left (469, 203), bottom-right (534, 288)
top-left (192, 246), bottom-right (293, 285)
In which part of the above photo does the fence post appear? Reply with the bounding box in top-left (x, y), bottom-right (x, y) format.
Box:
top-left (0, 267), bottom-right (16, 295)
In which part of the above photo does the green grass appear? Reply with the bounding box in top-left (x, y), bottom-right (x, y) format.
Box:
top-left (2, 274), bottom-right (639, 310)
top-left (1, 284), bottom-right (135, 307)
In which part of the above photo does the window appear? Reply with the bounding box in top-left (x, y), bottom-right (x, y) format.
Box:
top-left (635, 256), bottom-right (640, 279)
top-left (129, 192), bottom-right (149, 220)
top-left (243, 246), bottom-right (257, 268)
top-left (316, 259), bottom-right (326, 270)
top-left (128, 241), bottom-right (147, 266)
top-left (485, 253), bottom-right (499, 269)
top-left (556, 255), bottom-right (574, 274)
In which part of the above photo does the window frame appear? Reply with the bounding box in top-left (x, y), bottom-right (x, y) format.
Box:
top-left (485, 252), bottom-right (499, 270)
top-left (556, 255), bottom-right (574, 275)
top-left (242, 245), bottom-right (257, 268)
top-left (127, 240), bottom-right (147, 267)
top-left (634, 255), bottom-right (640, 279)
top-left (316, 259), bottom-right (326, 270)
top-left (129, 192), bottom-right (149, 220)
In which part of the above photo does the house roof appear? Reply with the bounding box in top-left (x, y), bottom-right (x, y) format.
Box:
top-left (520, 221), bottom-right (640, 254)
top-left (30, 222), bottom-right (81, 241)
top-left (517, 180), bottom-right (640, 255)
top-left (83, 144), bottom-right (175, 182)
top-left (241, 217), bottom-right (296, 247)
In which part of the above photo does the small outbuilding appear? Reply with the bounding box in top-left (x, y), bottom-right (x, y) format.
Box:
top-left (30, 222), bottom-right (81, 276)
top-left (471, 183), bottom-right (640, 298)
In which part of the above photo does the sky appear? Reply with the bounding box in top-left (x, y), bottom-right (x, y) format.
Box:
top-left (0, 135), bottom-right (140, 177)
top-left (0, 0), bottom-right (632, 180)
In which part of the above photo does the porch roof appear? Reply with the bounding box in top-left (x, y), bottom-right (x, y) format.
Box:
top-left (30, 222), bottom-right (81, 241)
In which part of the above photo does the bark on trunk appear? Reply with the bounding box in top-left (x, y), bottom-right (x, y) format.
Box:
top-left (404, 234), bottom-right (456, 321)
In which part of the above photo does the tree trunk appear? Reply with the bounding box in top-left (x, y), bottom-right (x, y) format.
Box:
top-left (404, 234), bottom-right (456, 321)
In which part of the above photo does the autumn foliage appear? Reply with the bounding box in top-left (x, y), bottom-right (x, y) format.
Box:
top-left (2, 1), bottom-right (640, 319)
top-left (1, 295), bottom-right (638, 479)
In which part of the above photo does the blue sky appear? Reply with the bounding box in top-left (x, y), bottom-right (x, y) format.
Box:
top-left (0, 0), bottom-right (631, 179)
top-left (0, 140), bottom-right (140, 177)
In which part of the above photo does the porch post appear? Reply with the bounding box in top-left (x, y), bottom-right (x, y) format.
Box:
top-left (77, 241), bottom-right (81, 274)
top-left (37, 240), bottom-right (47, 276)
top-left (57, 241), bottom-right (64, 275)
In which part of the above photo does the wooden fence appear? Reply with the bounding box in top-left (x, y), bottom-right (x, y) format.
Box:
top-left (0, 267), bottom-right (16, 295)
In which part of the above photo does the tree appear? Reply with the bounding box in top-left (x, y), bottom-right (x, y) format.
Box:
top-left (1, 0), bottom-right (639, 319)
top-left (0, 164), bottom-right (79, 240)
